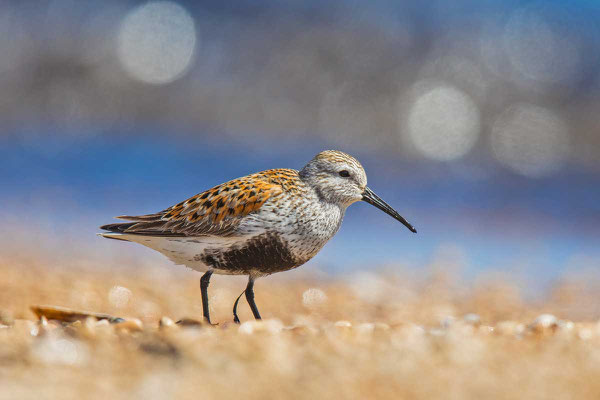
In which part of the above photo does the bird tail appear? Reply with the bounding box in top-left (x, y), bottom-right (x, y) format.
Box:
top-left (97, 232), bottom-right (131, 241)
top-left (100, 222), bottom-right (136, 233)
top-left (98, 222), bottom-right (138, 241)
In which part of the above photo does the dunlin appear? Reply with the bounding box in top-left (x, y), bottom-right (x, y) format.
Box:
top-left (100, 150), bottom-right (416, 323)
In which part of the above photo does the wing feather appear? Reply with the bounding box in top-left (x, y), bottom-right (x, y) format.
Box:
top-left (100, 169), bottom-right (299, 237)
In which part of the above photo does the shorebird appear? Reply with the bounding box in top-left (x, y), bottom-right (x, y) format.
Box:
top-left (100, 150), bottom-right (416, 323)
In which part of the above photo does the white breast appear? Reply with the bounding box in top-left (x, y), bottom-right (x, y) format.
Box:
top-left (238, 189), bottom-right (345, 262)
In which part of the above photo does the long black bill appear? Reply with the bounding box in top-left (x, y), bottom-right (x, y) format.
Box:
top-left (362, 187), bottom-right (417, 233)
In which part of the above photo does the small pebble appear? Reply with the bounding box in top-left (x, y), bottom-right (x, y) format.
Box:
top-left (262, 319), bottom-right (284, 334)
top-left (176, 318), bottom-right (209, 328)
top-left (496, 321), bottom-right (525, 336)
top-left (115, 319), bottom-right (143, 333)
top-left (393, 323), bottom-right (426, 336)
top-left (478, 325), bottom-right (494, 335)
top-left (374, 323), bottom-right (390, 331)
top-left (159, 316), bottom-right (176, 329)
top-left (463, 313), bottom-right (481, 326)
top-left (238, 321), bottom-right (255, 335)
top-left (286, 325), bottom-right (319, 336)
top-left (334, 320), bottom-right (352, 328)
top-left (11, 319), bottom-right (37, 336)
top-left (557, 320), bottom-right (574, 331)
top-left (0, 310), bottom-right (14, 326)
top-left (238, 319), bottom-right (283, 335)
top-left (578, 328), bottom-right (594, 340)
top-left (441, 316), bottom-right (456, 329)
top-left (65, 317), bottom-right (98, 339)
top-left (37, 316), bottom-right (61, 336)
top-left (529, 314), bottom-right (558, 334)
top-left (84, 317), bottom-right (97, 331)
top-left (429, 328), bottom-right (446, 337)
top-left (356, 323), bottom-right (375, 334)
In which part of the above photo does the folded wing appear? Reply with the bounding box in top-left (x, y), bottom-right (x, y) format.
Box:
top-left (100, 169), bottom-right (299, 237)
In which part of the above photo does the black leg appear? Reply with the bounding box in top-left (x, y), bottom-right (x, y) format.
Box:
top-left (232, 290), bottom-right (245, 324)
top-left (245, 277), bottom-right (262, 320)
top-left (200, 270), bottom-right (213, 324)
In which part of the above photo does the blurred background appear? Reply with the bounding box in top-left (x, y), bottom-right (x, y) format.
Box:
top-left (1, 0), bottom-right (599, 291)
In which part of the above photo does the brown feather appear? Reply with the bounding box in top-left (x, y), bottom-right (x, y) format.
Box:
top-left (101, 169), bottom-right (300, 237)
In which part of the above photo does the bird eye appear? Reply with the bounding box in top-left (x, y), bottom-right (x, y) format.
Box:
top-left (338, 170), bottom-right (350, 178)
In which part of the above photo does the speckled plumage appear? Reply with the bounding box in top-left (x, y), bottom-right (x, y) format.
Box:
top-left (104, 168), bottom-right (302, 238)
top-left (101, 152), bottom-right (359, 277)
top-left (100, 150), bottom-right (416, 322)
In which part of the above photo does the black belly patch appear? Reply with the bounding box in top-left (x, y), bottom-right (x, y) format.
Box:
top-left (196, 232), bottom-right (299, 274)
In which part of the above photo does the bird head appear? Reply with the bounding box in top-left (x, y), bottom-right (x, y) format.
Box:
top-left (299, 150), bottom-right (416, 233)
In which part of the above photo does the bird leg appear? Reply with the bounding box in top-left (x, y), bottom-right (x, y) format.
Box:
top-left (199, 270), bottom-right (214, 324)
top-left (245, 277), bottom-right (262, 320)
top-left (232, 290), bottom-right (245, 323)
top-left (232, 277), bottom-right (262, 323)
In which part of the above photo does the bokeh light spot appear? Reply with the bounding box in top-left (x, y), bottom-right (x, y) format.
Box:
top-left (302, 288), bottom-right (327, 309)
top-left (406, 83), bottom-right (480, 161)
top-left (108, 285), bottom-right (132, 308)
top-left (503, 4), bottom-right (583, 85)
top-left (117, 1), bottom-right (196, 85)
top-left (491, 104), bottom-right (569, 177)
top-left (34, 337), bottom-right (87, 366)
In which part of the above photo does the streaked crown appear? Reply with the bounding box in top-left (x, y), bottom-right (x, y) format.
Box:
top-left (299, 150), bottom-right (367, 207)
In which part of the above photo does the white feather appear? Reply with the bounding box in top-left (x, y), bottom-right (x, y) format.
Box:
top-left (98, 233), bottom-right (249, 275)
